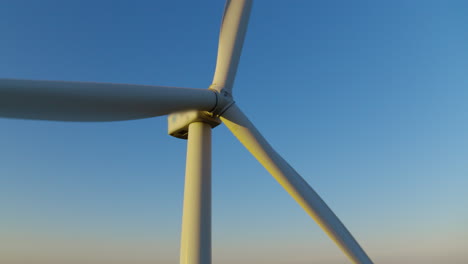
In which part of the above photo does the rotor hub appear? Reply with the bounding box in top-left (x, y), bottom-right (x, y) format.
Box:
top-left (167, 88), bottom-right (234, 139)
top-left (208, 87), bottom-right (235, 116)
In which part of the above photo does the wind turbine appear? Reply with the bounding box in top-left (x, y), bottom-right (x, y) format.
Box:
top-left (0, 1), bottom-right (373, 263)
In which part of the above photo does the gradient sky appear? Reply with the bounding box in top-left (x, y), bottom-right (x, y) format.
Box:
top-left (1, 1), bottom-right (467, 263)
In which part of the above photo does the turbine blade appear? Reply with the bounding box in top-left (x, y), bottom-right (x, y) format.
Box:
top-left (211, 0), bottom-right (252, 94)
top-left (0, 79), bottom-right (217, 122)
top-left (220, 104), bottom-right (373, 264)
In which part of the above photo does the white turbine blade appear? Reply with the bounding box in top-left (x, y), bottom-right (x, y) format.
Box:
top-left (0, 79), bottom-right (217, 122)
top-left (220, 104), bottom-right (373, 264)
top-left (211, 0), bottom-right (252, 94)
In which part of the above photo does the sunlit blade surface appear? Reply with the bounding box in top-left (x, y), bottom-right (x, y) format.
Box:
top-left (0, 79), bottom-right (217, 122)
top-left (211, 0), bottom-right (252, 94)
top-left (221, 104), bottom-right (373, 264)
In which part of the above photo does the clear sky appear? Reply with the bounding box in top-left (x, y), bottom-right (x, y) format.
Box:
top-left (1, 1), bottom-right (467, 263)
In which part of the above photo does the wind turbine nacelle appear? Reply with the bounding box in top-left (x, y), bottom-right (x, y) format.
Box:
top-left (168, 110), bottom-right (221, 139)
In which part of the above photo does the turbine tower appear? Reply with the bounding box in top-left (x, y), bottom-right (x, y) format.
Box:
top-left (0, 1), bottom-right (373, 263)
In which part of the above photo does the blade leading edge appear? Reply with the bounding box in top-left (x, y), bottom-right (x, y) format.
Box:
top-left (220, 104), bottom-right (373, 264)
top-left (0, 79), bottom-right (217, 122)
top-left (211, 0), bottom-right (252, 94)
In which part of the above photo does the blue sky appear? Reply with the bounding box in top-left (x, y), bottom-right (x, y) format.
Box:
top-left (1, 1), bottom-right (467, 263)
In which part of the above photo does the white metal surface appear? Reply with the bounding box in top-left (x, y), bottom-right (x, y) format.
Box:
top-left (220, 104), bottom-right (373, 264)
top-left (168, 110), bottom-right (221, 139)
top-left (210, 0), bottom-right (252, 94)
top-left (0, 79), bottom-right (217, 121)
top-left (180, 122), bottom-right (212, 264)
